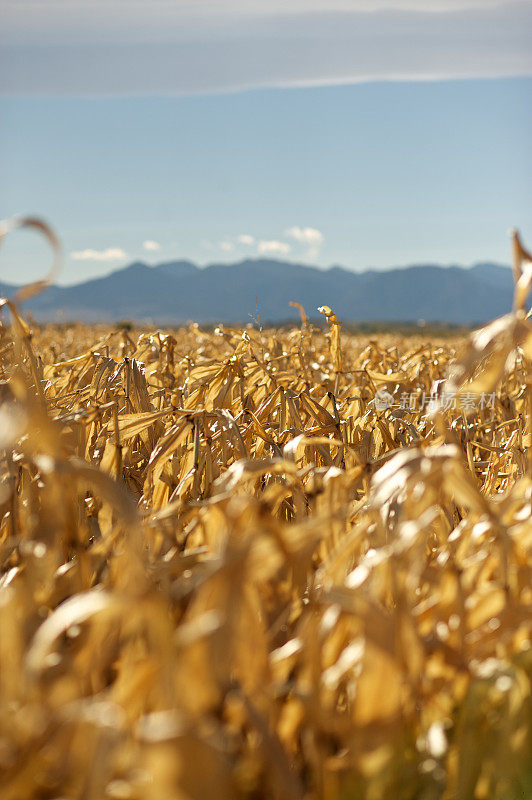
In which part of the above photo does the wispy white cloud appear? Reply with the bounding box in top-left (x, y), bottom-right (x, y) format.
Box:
top-left (71, 247), bottom-right (127, 262)
top-left (1, 1), bottom-right (531, 94)
top-left (286, 226), bottom-right (324, 258)
top-left (257, 240), bottom-right (291, 256)
top-left (286, 226), bottom-right (323, 246)
top-left (237, 234), bottom-right (255, 246)
top-left (219, 230), bottom-right (320, 259)
top-left (219, 240), bottom-right (235, 252)
top-left (143, 239), bottom-right (161, 251)
top-left (1, 1), bottom-right (517, 42)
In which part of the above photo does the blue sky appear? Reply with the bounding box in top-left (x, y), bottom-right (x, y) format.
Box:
top-left (0, 1), bottom-right (531, 285)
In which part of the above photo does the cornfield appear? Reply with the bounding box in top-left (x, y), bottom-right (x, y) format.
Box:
top-left (1, 220), bottom-right (532, 800)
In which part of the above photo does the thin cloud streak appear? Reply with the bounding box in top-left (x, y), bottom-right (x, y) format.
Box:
top-left (2, 1), bottom-right (524, 44)
top-left (71, 248), bottom-right (127, 262)
top-left (1, 3), bottom-right (531, 95)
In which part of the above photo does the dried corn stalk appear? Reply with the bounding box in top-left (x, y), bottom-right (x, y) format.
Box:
top-left (0, 220), bottom-right (531, 800)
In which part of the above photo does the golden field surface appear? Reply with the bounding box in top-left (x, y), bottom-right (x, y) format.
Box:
top-left (1, 236), bottom-right (532, 800)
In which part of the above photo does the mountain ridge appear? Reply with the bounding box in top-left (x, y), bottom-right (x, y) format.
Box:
top-left (0, 258), bottom-right (514, 325)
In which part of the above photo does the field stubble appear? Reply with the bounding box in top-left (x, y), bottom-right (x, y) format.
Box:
top-left (1, 225), bottom-right (532, 799)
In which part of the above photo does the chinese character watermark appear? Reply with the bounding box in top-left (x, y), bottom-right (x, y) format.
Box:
top-left (373, 388), bottom-right (496, 412)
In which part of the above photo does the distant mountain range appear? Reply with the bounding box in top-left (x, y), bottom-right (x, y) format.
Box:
top-left (0, 258), bottom-right (515, 326)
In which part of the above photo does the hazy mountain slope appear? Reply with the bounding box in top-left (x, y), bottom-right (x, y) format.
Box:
top-left (468, 262), bottom-right (514, 290)
top-left (0, 258), bottom-right (514, 324)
